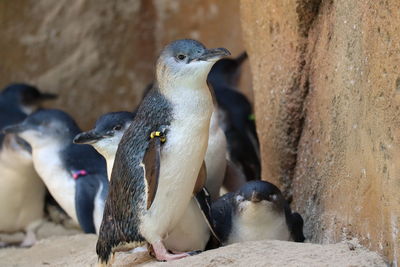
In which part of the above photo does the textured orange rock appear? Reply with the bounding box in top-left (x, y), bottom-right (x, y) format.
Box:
top-left (0, 0), bottom-right (250, 129)
top-left (241, 0), bottom-right (399, 263)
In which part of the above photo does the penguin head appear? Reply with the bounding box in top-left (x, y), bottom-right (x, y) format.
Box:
top-left (235, 180), bottom-right (285, 215)
top-left (156, 39), bottom-right (231, 87)
top-left (208, 52), bottom-right (247, 88)
top-left (3, 109), bottom-right (80, 149)
top-left (1, 83), bottom-right (57, 114)
top-left (73, 111), bottom-right (134, 157)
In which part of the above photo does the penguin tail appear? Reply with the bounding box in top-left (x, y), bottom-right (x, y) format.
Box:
top-left (96, 216), bottom-right (116, 266)
top-left (235, 51), bottom-right (248, 66)
top-left (96, 241), bottom-right (113, 267)
top-left (96, 260), bottom-right (110, 267)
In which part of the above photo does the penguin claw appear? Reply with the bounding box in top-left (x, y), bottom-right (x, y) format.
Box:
top-left (156, 252), bottom-right (189, 262)
top-left (187, 250), bottom-right (202, 256)
top-left (171, 249), bottom-right (202, 256)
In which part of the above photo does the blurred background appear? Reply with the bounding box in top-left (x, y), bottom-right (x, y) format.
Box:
top-left (0, 0), bottom-right (252, 129)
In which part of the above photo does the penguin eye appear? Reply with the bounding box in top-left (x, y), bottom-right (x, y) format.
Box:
top-left (177, 54), bottom-right (186, 61)
top-left (236, 195), bottom-right (244, 203)
top-left (113, 125), bottom-right (122, 131)
top-left (269, 194), bottom-right (278, 202)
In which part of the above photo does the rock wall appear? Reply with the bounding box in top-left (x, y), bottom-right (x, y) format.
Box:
top-left (241, 0), bottom-right (399, 263)
top-left (0, 0), bottom-right (250, 129)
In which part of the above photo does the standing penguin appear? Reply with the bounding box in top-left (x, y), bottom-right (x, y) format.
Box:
top-left (3, 109), bottom-right (109, 234)
top-left (96, 39), bottom-right (230, 264)
top-left (211, 180), bottom-right (305, 246)
top-left (0, 83), bottom-right (56, 247)
top-left (74, 111), bottom-right (212, 254)
top-left (208, 53), bottom-right (261, 180)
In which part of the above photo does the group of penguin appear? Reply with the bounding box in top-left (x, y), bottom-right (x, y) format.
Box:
top-left (0, 39), bottom-right (305, 264)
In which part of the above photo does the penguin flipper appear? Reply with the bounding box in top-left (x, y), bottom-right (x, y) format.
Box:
top-left (290, 212), bottom-right (306, 242)
top-left (194, 187), bottom-right (222, 246)
top-left (143, 137), bottom-right (161, 210)
top-left (96, 203), bottom-right (118, 265)
top-left (75, 177), bottom-right (97, 233)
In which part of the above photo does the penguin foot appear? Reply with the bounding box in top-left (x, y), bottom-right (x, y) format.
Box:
top-left (20, 230), bottom-right (37, 247)
top-left (151, 241), bottom-right (190, 261)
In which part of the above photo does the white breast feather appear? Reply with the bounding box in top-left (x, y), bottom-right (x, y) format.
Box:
top-left (164, 198), bottom-right (210, 252)
top-left (32, 145), bottom-right (78, 223)
top-left (0, 147), bottom-right (45, 232)
top-left (205, 110), bottom-right (227, 200)
top-left (227, 201), bottom-right (290, 244)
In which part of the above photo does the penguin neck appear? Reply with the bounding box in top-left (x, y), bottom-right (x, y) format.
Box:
top-left (97, 149), bottom-right (115, 180)
top-left (156, 63), bottom-right (212, 97)
top-left (238, 202), bottom-right (282, 225)
top-left (32, 137), bottom-right (70, 155)
top-left (20, 104), bottom-right (38, 115)
top-left (91, 142), bottom-right (118, 180)
top-left (106, 157), bottom-right (115, 180)
top-left (156, 75), bottom-right (212, 114)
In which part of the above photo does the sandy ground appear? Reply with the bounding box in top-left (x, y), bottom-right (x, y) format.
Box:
top-left (0, 230), bottom-right (387, 267)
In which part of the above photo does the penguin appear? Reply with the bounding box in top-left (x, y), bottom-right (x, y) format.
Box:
top-left (0, 83), bottom-right (56, 247)
top-left (3, 109), bottom-right (109, 234)
top-left (74, 111), bottom-right (213, 255)
top-left (73, 111), bottom-right (136, 179)
top-left (0, 83), bottom-right (57, 147)
top-left (211, 180), bottom-right (305, 246)
top-left (208, 53), bottom-right (261, 180)
top-left (96, 39), bottom-right (230, 264)
top-left (0, 134), bottom-right (46, 247)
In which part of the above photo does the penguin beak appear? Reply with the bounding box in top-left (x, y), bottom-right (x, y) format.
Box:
top-left (73, 130), bottom-right (103, 145)
top-left (2, 124), bottom-right (28, 134)
top-left (38, 92), bottom-right (58, 101)
top-left (198, 48), bottom-right (231, 62)
top-left (250, 191), bottom-right (262, 203)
